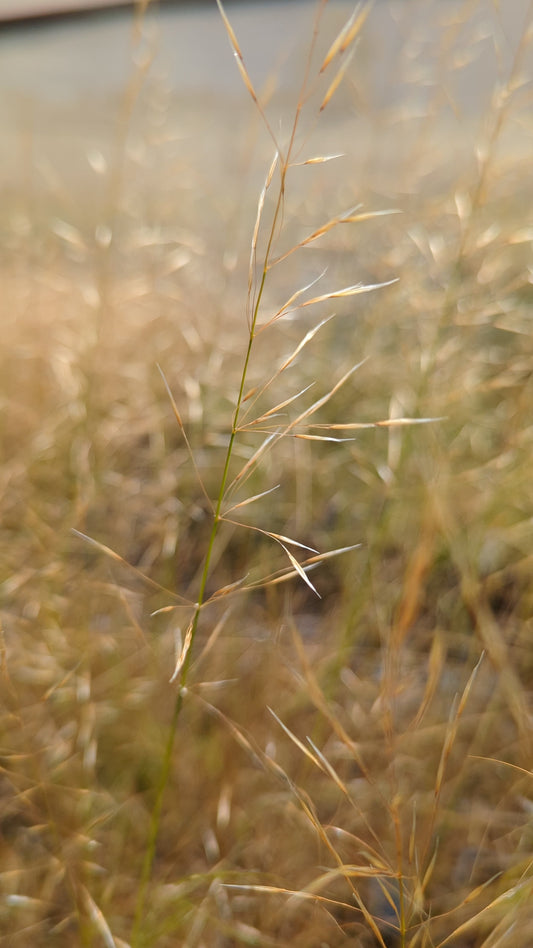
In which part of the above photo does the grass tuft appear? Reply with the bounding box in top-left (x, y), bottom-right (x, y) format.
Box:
top-left (1, 1), bottom-right (532, 946)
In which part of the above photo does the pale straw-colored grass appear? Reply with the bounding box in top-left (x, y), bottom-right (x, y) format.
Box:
top-left (1, 1), bottom-right (532, 946)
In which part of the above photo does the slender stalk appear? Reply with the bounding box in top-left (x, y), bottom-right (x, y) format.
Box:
top-left (131, 2), bottom-right (333, 936)
top-left (131, 107), bottom-right (296, 948)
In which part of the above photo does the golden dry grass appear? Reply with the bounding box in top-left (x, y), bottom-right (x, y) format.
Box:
top-left (1, 1), bottom-right (533, 946)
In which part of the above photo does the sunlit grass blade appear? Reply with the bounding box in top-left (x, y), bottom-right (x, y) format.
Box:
top-left (81, 886), bottom-right (117, 948)
top-left (222, 484), bottom-right (280, 516)
top-left (268, 208), bottom-right (400, 269)
top-left (210, 574), bottom-right (250, 600)
top-left (309, 415), bottom-right (445, 431)
top-left (291, 153), bottom-right (345, 166)
top-left (467, 757), bottom-right (533, 778)
top-left (238, 384), bottom-right (315, 430)
top-left (295, 278), bottom-right (399, 310)
top-left (306, 737), bottom-right (351, 794)
top-left (223, 884), bottom-right (357, 913)
top-left (293, 433), bottom-right (357, 442)
top-left (220, 520), bottom-right (319, 555)
top-left (240, 316), bottom-right (333, 420)
top-left (169, 619), bottom-right (194, 683)
top-left (280, 543), bottom-right (321, 597)
top-left (224, 431), bottom-right (280, 498)
top-left (258, 269), bottom-right (328, 327)
top-left (71, 529), bottom-right (191, 603)
top-left (190, 607), bottom-right (232, 672)
top-left (320, 48), bottom-right (355, 112)
top-left (215, 0), bottom-right (279, 152)
top-left (436, 876), bottom-right (533, 947)
top-left (268, 707), bottom-right (323, 767)
top-left (269, 208), bottom-right (362, 267)
top-left (248, 151), bottom-right (279, 311)
top-left (320, 2), bottom-right (370, 72)
top-left (285, 362), bottom-right (366, 435)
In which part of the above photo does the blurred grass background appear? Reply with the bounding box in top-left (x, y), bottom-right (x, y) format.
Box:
top-left (1, 1), bottom-right (532, 945)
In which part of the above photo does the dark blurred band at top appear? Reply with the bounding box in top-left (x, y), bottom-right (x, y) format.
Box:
top-left (0, 0), bottom-right (268, 27)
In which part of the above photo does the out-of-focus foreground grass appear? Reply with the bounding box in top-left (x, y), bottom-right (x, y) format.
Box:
top-left (1, 2), bottom-right (532, 945)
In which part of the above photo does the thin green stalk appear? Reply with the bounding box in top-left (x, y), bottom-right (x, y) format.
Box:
top-left (130, 1), bottom-right (324, 929)
top-left (131, 150), bottom-right (294, 948)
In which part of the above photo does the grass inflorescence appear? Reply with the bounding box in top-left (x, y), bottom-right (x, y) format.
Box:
top-left (1, 1), bottom-right (532, 946)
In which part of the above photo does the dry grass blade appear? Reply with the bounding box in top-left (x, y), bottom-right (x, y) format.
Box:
top-left (239, 384), bottom-right (315, 430)
top-left (455, 651), bottom-right (484, 718)
top-left (285, 362), bottom-right (366, 436)
top-left (422, 842), bottom-right (439, 892)
top-left (72, 530), bottom-right (190, 603)
top-left (246, 563), bottom-right (316, 591)
top-left (335, 2), bottom-right (371, 53)
top-left (256, 543), bottom-right (362, 598)
top-left (292, 153), bottom-right (345, 166)
top-left (248, 180), bottom-right (267, 305)
top-left (306, 737), bottom-right (350, 795)
top-left (295, 278), bottom-right (399, 310)
top-left (293, 433), bottom-right (357, 442)
top-left (223, 884), bottom-right (357, 913)
top-left (268, 707), bottom-right (324, 768)
top-left (226, 879), bottom-right (391, 948)
top-left (258, 747), bottom-right (387, 943)
top-left (309, 416), bottom-right (445, 431)
top-left (468, 757), bottom-right (533, 779)
top-left (190, 608), bottom-right (232, 673)
top-left (265, 531), bottom-right (318, 553)
top-left (301, 544), bottom-right (361, 566)
top-left (189, 689), bottom-right (266, 770)
top-left (169, 619), bottom-right (194, 683)
top-left (307, 866), bottom-right (397, 891)
top-left (222, 484), bottom-right (280, 516)
top-left (393, 523), bottom-right (436, 648)
top-left (215, 0), bottom-right (245, 70)
top-left (209, 574), bottom-right (250, 600)
top-left (244, 316), bottom-right (333, 410)
top-left (436, 876), bottom-right (533, 947)
top-left (221, 520), bottom-right (318, 555)
top-left (269, 209), bottom-right (400, 269)
top-left (462, 873), bottom-right (504, 906)
top-left (82, 886), bottom-right (117, 948)
top-left (233, 51), bottom-right (258, 103)
top-left (320, 48), bottom-right (355, 112)
top-left (242, 544), bottom-right (358, 594)
top-left (460, 577), bottom-right (531, 741)
top-left (374, 878), bottom-right (402, 926)
top-left (215, 0), bottom-right (278, 151)
top-left (344, 209), bottom-right (402, 223)
top-left (320, 2), bottom-right (371, 72)
top-left (269, 210), bottom-right (363, 267)
top-left (225, 431), bottom-right (280, 498)
top-left (280, 543), bottom-right (321, 597)
top-left (424, 653), bottom-right (485, 862)
top-left (290, 620), bottom-right (372, 781)
top-left (151, 604), bottom-right (180, 616)
top-left (328, 827), bottom-right (390, 872)
top-left (410, 633), bottom-right (446, 729)
top-left (259, 270), bottom-right (328, 327)
top-left (248, 151), bottom-right (279, 306)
